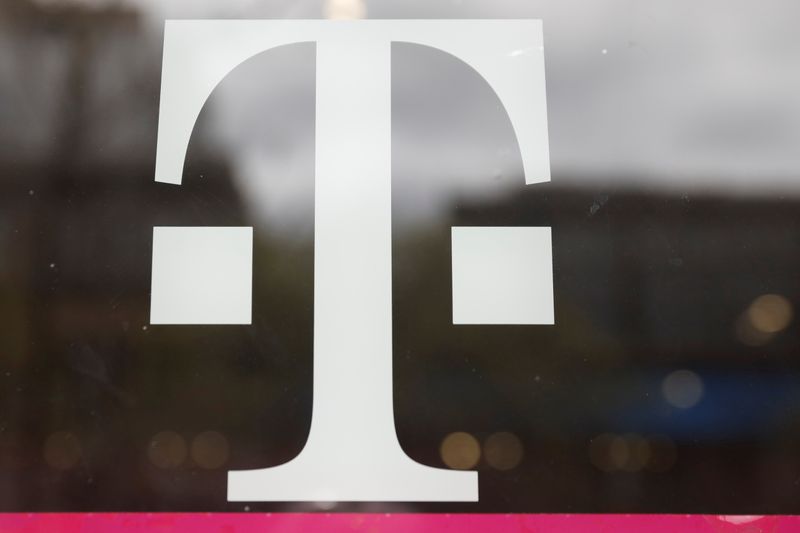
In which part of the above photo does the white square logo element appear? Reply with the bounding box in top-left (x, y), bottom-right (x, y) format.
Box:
top-left (451, 226), bottom-right (554, 325)
top-left (150, 226), bottom-right (253, 325)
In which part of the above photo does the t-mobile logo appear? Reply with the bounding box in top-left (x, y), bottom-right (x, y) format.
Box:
top-left (150, 19), bottom-right (552, 502)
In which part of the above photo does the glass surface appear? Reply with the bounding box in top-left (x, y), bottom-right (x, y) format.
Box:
top-left (1, 0), bottom-right (800, 513)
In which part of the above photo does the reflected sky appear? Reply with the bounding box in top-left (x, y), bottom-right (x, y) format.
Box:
top-left (17, 0), bottom-right (800, 185)
top-left (3, 0), bottom-right (800, 199)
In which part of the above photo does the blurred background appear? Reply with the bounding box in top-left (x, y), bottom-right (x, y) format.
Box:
top-left (1, 0), bottom-right (800, 513)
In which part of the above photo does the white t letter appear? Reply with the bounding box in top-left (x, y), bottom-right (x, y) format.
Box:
top-left (154, 19), bottom-right (550, 502)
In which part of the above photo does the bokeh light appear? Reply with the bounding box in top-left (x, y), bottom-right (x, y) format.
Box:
top-left (190, 431), bottom-right (229, 470)
top-left (608, 435), bottom-right (630, 470)
top-left (620, 433), bottom-right (651, 472)
top-left (483, 432), bottom-right (524, 471)
top-left (147, 431), bottom-right (187, 469)
top-left (736, 294), bottom-right (794, 346)
top-left (736, 313), bottom-right (775, 346)
top-left (748, 294), bottom-right (793, 334)
top-left (440, 432), bottom-right (481, 470)
top-left (661, 369), bottom-right (704, 409)
top-left (590, 433), bottom-right (675, 473)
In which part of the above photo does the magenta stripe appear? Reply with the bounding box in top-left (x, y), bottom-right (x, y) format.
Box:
top-left (0, 513), bottom-right (796, 532)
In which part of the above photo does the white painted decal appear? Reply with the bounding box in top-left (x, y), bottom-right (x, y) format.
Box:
top-left (452, 226), bottom-right (554, 326)
top-left (151, 20), bottom-right (551, 502)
